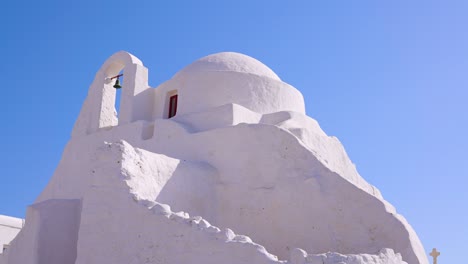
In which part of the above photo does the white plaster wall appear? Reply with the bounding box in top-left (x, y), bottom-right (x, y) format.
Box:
top-left (290, 248), bottom-right (408, 264)
top-left (260, 111), bottom-right (381, 197)
top-left (174, 52), bottom-right (282, 81)
top-left (0, 216), bottom-right (22, 254)
top-left (152, 71), bottom-right (305, 119)
top-left (71, 141), bottom-right (407, 264)
top-left (33, 104), bottom-right (426, 264)
top-left (74, 51), bottom-right (304, 133)
top-left (74, 141), bottom-right (281, 264)
top-left (1, 201), bottom-right (81, 264)
top-left (172, 103), bottom-right (262, 133)
top-left (2, 51), bottom-right (428, 264)
top-left (0, 208), bottom-right (40, 264)
top-left (149, 122), bottom-right (425, 263)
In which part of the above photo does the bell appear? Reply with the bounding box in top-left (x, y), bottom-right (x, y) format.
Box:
top-left (113, 78), bottom-right (122, 89)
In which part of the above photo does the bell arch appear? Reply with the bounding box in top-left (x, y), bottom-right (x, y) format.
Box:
top-left (71, 51), bottom-right (150, 137)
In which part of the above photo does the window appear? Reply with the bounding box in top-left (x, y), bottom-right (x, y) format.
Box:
top-left (168, 94), bottom-right (178, 118)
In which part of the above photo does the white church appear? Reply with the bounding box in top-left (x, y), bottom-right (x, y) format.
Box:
top-left (0, 51), bottom-right (428, 264)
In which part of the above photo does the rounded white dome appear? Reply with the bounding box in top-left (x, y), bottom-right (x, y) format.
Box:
top-left (174, 52), bottom-right (281, 81)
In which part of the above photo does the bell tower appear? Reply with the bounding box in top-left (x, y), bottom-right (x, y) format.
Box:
top-left (71, 51), bottom-right (152, 138)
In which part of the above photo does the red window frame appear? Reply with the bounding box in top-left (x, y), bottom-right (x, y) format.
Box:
top-left (168, 94), bottom-right (178, 118)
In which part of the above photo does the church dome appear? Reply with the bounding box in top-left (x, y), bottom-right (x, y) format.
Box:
top-left (174, 52), bottom-right (281, 81)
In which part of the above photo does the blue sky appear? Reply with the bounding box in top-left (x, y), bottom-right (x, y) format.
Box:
top-left (1, 1), bottom-right (466, 263)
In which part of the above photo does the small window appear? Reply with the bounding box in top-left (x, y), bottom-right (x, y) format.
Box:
top-left (168, 94), bottom-right (178, 118)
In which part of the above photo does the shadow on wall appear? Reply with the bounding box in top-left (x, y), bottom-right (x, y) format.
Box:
top-left (2, 187), bottom-right (86, 263)
top-left (155, 161), bottom-right (219, 225)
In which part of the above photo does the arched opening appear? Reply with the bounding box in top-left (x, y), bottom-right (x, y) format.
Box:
top-left (74, 51), bottom-right (148, 137)
top-left (102, 64), bottom-right (125, 128)
top-left (111, 72), bottom-right (124, 120)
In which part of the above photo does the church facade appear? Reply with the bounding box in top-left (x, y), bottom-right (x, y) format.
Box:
top-left (0, 51), bottom-right (427, 264)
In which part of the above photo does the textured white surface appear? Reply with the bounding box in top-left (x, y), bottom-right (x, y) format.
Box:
top-left (174, 52), bottom-right (281, 81)
top-left (291, 248), bottom-right (408, 264)
top-left (157, 66), bottom-right (306, 116)
top-left (0, 216), bottom-right (23, 254)
top-left (0, 51), bottom-right (428, 264)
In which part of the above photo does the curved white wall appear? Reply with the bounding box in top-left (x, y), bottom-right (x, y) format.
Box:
top-left (152, 71), bottom-right (305, 119)
top-left (174, 52), bottom-right (282, 81)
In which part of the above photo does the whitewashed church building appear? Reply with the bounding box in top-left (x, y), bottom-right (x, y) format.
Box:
top-left (0, 51), bottom-right (428, 264)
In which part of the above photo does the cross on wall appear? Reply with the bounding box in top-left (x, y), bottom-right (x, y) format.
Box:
top-left (430, 248), bottom-right (440, 264)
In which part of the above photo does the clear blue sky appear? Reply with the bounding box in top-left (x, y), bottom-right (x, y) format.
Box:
top-left (1, 1), bottom-right (466, 263)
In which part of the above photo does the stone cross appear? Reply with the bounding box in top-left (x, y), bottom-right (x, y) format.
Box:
top-left (430, 248), bottom-right (440, 264)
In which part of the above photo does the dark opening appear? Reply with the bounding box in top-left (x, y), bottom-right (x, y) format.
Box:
top-left (168, 94), bottom-right (178, 118)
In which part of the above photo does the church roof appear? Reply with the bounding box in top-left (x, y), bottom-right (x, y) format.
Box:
top-left (174, 52), bottom-right (281, 81)
top-left (0, 214), bottom-right (23, 228)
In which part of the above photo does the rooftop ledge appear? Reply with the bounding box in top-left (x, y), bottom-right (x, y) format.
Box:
top-left (0, 215), bottom-right (24, 229)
